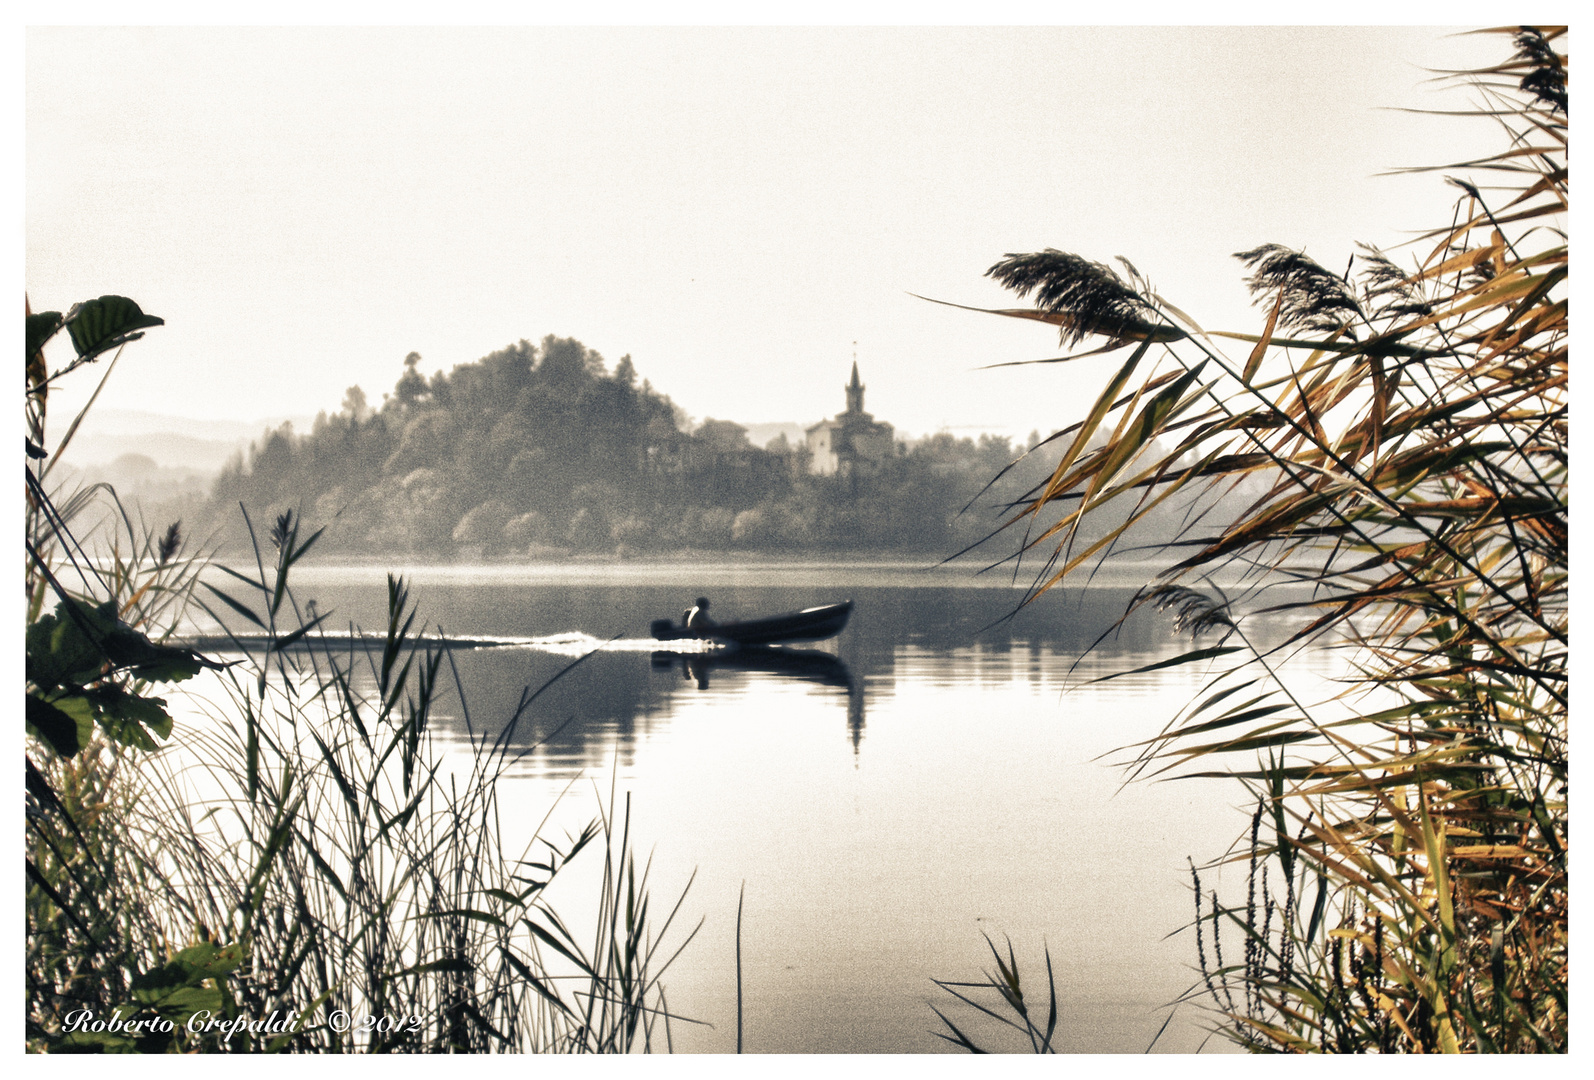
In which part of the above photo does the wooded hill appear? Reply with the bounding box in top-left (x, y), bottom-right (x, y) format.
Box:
top-left (193, 335), bottom-right (1216, 561)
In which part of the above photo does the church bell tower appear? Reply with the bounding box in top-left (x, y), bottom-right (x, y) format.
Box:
top-left (845, 361), bottom-right (865, 416)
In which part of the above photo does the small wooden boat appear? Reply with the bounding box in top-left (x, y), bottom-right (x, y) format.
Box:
top-left (649, 600), bottom-right (853, 646)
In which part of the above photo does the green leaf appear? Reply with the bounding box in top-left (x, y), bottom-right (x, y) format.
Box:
top-left (1183, 680), bottom-right (1265, 722)
top-left (269, 610), bottom-right (331, 652)
top-left (64, 295), bottom-right (164, 361)
top-left (501, 947), bottom-right (575, 1017)
top-left (416, 908), bottom-right (509, 929)
top-left (26, 603), bottom-right (106, 691)
top-left (26, 693), bottom-right (85, 757)
top-left (44, 696), bottom-right (98, 753)
top-left (27, 310), bottom-right (63, 362)
top-left (94, 612), bottom-right (206, 682)
top-left (1177, 730), bottom-right (1318, 757)
top-left (524, 919), bottom-right (599, 979)
top-left (81, 684), bottom-right (175, 749)
top-left (126, 941), bottom-right (241, 1027)
top-left (27, 598), bottom-right (205, 690)
top-left (201, 581), bottom-right (266, 629)
top-left (1084, 645), bottom-right (1243, 685)
top-left (131, 942), bottom-right (246, 998)
top-left (140, 983), bottom-right (224, 1016)
top-left (1088, 360), bottom-right (1208, 497)
top-left (392, 956), bottom-right (474, 977)
top-left (116, 693), bottom-right (174, 738)
top-left (301, 840), bottom-right (349, 901)
top-left (1049, 339), bottom-right (1152, 488)
top-left (1155, 703), bottom-right (1293, 743)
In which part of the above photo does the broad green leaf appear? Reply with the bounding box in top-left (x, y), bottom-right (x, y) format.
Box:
top-left (94, 611), bottom-right (206, 682)
top-left (130, 942), bottom-right (246, 997)
top-left (26, 603), bottom-right (106, 691)
top-left (27, 598), bottom-right (205, 690)
top-left (82, 684), bottom-right (175, 748)
top-left (64, 295), bottom-right (164, 361)
top-left (26, 693), bottom-right (86, 757)
top-left (45, 695), bottom-right (98, 751)
top-left (26, 310), bottom-right (63, 363)
top-left (141, 984), bottom-right (225, 1016)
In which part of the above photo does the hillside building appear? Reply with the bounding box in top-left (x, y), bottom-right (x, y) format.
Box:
top-left (805, 362), bottom-right (894, 476)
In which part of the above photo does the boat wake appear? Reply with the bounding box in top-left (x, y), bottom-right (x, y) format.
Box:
top-left (178, 629), bottom-right (721, 657)
top-left (516, 632), bottom-right (720, 657)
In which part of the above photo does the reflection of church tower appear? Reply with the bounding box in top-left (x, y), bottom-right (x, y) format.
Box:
top-left (847, 675), bottom-right (865, 762)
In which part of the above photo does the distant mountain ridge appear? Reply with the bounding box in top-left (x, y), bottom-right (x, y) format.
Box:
top-left (64, 413), bottom-right (809, 471)
top-left (50, 408), bottom-right (317, 474)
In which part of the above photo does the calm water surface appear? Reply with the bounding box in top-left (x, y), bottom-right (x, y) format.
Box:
top-left (198, 561), bottom-right (1334, 1053)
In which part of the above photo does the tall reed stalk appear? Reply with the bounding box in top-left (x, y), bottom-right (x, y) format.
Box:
top-left (936, 27), bottom-right (1566, 1053)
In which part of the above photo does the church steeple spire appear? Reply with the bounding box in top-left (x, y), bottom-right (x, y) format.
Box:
top-left (845, 360), bottom-right (865, 415)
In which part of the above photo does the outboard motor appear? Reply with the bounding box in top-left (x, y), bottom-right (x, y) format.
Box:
top-left (649, 618), bottom-right (677, 640)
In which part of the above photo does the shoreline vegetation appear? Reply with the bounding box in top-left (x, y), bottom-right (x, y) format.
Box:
top-left (929, 28), bottom-right (1565, 1053)
top-left (28, 298), bottom-right (696, 1051)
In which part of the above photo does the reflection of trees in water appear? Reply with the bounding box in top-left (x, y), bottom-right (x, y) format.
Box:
top-left (425, 585), bottom-right (1174, 779)
top-left (439, 648), bottom-right (660, 780)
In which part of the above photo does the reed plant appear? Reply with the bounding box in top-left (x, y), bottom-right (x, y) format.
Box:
top-left (938, 27), bottom-right (1566, 1053)
top-left (27, 302), bottom-right (695, 1053)
top-left (931, 934), bottom-right (1060, 1053)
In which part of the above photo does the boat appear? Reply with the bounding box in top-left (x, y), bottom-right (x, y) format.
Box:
top-left (649, 600), bottom-right (853, 646)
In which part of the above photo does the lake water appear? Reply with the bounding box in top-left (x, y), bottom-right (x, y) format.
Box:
top-left (192, 560), bottom-right (1333, 1054)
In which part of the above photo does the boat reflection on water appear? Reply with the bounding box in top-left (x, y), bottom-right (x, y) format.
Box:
top-left (652, 646), bottom-right (851, 689)
top-left (652, 646), bottom-right (866, 755)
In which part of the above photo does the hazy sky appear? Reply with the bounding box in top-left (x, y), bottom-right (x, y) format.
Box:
top-left (28, 24), bottom-right (1508, 443)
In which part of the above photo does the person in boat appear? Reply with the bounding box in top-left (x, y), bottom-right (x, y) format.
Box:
top-left (682, 596), bottom-right (715, 631)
